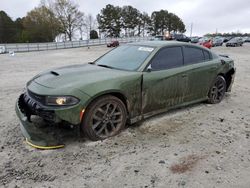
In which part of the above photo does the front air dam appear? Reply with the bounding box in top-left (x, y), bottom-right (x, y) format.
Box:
top-left (16, 101), bottom-right (64, 149)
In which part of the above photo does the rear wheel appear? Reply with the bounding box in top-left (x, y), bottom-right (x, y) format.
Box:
top-left (208, 75), bottom-right (226, 104)
top-left (82, 95), bottom-right (127, 141)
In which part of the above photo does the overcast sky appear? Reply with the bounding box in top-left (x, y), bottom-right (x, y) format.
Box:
top-left (1, 0), bottom-right (250, 36)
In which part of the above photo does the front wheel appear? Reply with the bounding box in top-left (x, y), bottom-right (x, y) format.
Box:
top-left (208, 75), bottom-right (226, 104)
top-left (81, 95), bottom-right (127, 141)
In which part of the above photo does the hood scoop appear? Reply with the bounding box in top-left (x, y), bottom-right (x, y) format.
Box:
top-left (50, 71), bottom-right (60, 76)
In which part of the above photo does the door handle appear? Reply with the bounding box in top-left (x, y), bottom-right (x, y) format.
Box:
top-left (182, 74), bottom-right (187, 78)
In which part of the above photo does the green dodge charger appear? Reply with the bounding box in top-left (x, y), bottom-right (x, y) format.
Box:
top-left (16, 41), bottom-right (235, 148)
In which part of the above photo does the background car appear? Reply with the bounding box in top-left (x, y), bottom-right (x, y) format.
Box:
top-left (223, 37), bottom-right (233, 43)
top-left (152, 34), bottom-right (173, 41)
top-left (243, 37), bottom-right (250, 43)
top-left (172, 33), bottom-right (191, 42)
top-left (0, 46), bottom-right (6, 54)
top-left (152, 35), bottom-right (165, 41)
top-left (226, 37), bottom-right (243, 47)
top-left (190, 37), bottom-right (200, 43)
top-left (242, 36), bottom-right (249, 42)
top-left (198, 37), bottom-right (212, 49)
top-left (107, 40), bottom-right (119, 47)
top-left (16, 41), bottom-right (235, 147)
top-left (212, 38), bottom-right (224, 46)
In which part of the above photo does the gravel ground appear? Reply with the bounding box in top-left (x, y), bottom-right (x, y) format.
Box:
top-left (0, 44), bottom-right (250, 188)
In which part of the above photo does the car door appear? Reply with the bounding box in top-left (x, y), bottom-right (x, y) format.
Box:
top-left (182, 46), bottom-right (220, 102)
top-left (142, 46), bottom-right (188, 117)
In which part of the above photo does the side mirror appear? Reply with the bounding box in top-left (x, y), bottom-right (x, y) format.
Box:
top-left (147, 64), bottom-right (152, 72)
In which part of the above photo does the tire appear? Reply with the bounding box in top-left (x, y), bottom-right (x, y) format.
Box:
top-left (208, 75), bottom-right (227, 104)
top-left (81, 95), bottom-right (127, 141)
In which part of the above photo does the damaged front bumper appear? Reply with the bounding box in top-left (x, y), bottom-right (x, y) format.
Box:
top-left (15, 94), bottom-right (66, 149)
top-left (227, 68), bottom-right (236, 92)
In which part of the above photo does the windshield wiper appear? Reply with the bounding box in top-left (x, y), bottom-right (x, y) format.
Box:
top-left (97, 64), bottom-right (114, 69)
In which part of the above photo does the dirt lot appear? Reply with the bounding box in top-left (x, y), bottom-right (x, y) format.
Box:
top-left (0, 44), bottom-right (250, 188)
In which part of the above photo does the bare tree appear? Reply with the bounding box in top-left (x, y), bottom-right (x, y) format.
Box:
top-left (52, 0), bottom-right (84, 41)
top-left (78, 16), bottom-right (86, 40)
top-left (80, 14), bottom-right (97, 38)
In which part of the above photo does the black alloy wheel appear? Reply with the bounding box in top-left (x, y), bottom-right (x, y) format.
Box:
top-left (82, 95), bottom-right (127, 141)
top-left (208, 75), bottom-right (227, 104)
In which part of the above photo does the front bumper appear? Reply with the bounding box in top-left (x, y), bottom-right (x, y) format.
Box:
top-left (15, 97), bottom-right (65, 149)
top-left (227, 68), bottom-right (236, 92)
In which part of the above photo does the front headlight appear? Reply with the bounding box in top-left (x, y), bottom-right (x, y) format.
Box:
top-left (46, 96), bottom-right (79, 106)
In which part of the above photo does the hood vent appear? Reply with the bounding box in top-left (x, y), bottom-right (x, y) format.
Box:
top-left (50, 71), bottom-right (59, 76)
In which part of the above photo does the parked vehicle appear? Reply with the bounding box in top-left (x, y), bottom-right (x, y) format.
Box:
top-left (226, 37), bottom-right (243, 47)
top-left (153, 35), bottom-right (165, 41)
top-left (153, 34), bottom-right (173, 41)
top-left (172, 34), bottom-right (191, 42)
top-left (242, 37), bottom-right (249, 42)
top-left (0, 46), bottom-right (6, 54)
top-left (16, 41), bottom-right (235, 148)
top-left (243, 37), bottom-right (250, 43)
top-left (212, 38), bottom-right (223, 46)
top-left (198, 38), bottom-right (212, 49)
top-left (223, 37), bottom-right (233, 43)
top-left (190, 37), bottom-right (200, 43)
top-left (107, 40), bottom-right (119, 47)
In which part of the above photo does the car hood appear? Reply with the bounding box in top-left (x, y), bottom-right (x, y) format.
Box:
top-left (30, 64), bottom-right (140, 95)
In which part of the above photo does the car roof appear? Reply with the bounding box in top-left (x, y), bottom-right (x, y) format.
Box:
top-left (128, 41), bottom-right (205, 49)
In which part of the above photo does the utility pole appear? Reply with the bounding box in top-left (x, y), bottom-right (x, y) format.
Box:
top-left (190, 23), bottom-right (193, 37)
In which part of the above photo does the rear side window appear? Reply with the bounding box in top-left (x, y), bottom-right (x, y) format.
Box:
top-left (184, 47), bottom-right (204, 65)
top-left (203, 50), bottom-right (211, 60)
top-left (151, 47), bottom-right (183, 70)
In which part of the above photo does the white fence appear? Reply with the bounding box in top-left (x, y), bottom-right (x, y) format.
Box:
top-left (0, 36), bottom-right (153, 53)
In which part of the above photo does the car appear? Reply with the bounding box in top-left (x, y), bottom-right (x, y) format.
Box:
top-left (0, 46), bottom-right (6, 54)
top-left (198, 38), bottom-right (212, 49)
top-left (153, 35), bottom-right (165, 41)
top-left (107, 40), bottom-right (119, 47)
top-left (244, 37), bottom-right (250, 42)
top-left (153, 34), bottom-right (173, 41)
top-left (242, 36), bottom-right (249, 42)
top-left (16, 41), bottom-right (236, 148)
top-left (212, 38), bottom-right (224, 46)
top-left (223, 37), bottom-right (233, 43)
top-left (226, 37), bottom-right (243, 47)
top-left (172, 34), bottom-right (191, 42)
top-left (190, 37), bottom-right (200, 43)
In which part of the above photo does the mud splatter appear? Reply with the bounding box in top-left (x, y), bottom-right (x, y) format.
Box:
top-left (170, 154), bottom-right (204, 174)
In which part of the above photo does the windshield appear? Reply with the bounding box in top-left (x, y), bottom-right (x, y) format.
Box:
top-left (95, 45), bottom-right (154, 71)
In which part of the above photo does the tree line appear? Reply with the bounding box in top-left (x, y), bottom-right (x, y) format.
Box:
top-left (97, 4), bottom-right (186, 37)
top-left (0, 0), bottom-right (186, 43)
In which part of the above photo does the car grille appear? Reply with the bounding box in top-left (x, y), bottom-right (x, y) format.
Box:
top-left (19, 91), bottom-right (55, 122)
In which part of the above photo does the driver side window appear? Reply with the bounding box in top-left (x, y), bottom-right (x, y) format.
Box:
top-left (150, 46), bottom-right (183, 70)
